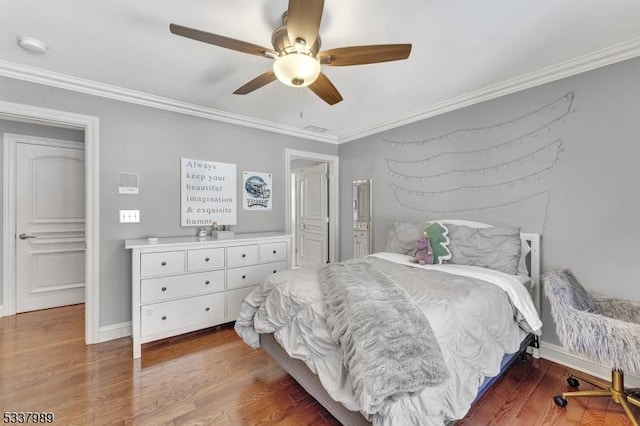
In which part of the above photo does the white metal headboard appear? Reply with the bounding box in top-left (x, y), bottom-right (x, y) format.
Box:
top-left (430, 219), bottom-right (541, 314)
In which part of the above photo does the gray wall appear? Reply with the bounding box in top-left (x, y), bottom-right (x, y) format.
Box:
top-left (0, 76), bottom-right (337, 327)
top-left (0, 120), bottom-right (84, 305)
top-left (339, 56), bottom-right (640, 346)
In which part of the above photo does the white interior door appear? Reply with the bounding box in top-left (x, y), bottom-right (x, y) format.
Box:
top-left (297, 163), bottom-right (329, 267)
top-left (15, 139), bottom-right (86, 313)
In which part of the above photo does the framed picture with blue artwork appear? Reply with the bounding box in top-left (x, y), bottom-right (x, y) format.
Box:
top-left (243, 171), bottom-right (272, 211)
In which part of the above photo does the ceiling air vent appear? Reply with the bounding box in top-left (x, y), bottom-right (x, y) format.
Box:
top-left (304, 125), bottom-right (329, 133)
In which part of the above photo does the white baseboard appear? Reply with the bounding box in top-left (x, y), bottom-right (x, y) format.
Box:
top-left (98, 321), bottom-right (132, 342)
top-left (540, 341), bottom-right (640, 388)
top-left (0, 308), bottom-right (130, 341)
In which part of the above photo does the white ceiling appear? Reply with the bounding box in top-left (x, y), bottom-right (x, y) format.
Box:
top-left (1, 0), bottom-right (640, 143)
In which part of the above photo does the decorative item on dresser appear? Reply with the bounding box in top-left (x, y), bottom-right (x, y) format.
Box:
top-left (125, 232), bottom-right (291, 359)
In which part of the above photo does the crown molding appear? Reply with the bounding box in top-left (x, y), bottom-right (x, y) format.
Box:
top-left (337, 37), bottom-right (640, 143)
top-left (2, 37), bottom-right (639, 145)
top-left (0, 59), bottom-right (339, 145)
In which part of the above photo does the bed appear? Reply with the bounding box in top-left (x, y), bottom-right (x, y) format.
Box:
top-left (235, 220), bottom-right (542, 425)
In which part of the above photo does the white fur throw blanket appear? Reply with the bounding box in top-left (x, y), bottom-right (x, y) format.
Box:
top-left (319, 260), bottom-right (450, 414)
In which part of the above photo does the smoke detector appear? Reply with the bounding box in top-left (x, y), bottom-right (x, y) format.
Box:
top-left (17, 37), bottom-right (48, 54)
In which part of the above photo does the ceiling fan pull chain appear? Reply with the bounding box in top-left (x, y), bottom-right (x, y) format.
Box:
top-left (299, 89), bottom-right (304, 120)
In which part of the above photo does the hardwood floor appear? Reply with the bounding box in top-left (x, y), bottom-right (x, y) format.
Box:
top-left (459, 354), bottom-right (638, 425)
top-left (1, 305), bottom-right (637, 425)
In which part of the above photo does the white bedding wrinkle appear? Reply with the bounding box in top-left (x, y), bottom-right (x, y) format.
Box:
top-left (370, 252), bottom-right (543, 334)
top-left (235, 255), bottom-right (540, 425)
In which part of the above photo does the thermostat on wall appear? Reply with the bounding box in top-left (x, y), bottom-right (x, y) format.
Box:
top-left (118, 172), bottom-right (139, 194)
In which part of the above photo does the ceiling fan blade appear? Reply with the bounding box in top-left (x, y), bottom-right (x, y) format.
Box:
top-left (170, 23), bottom-right (275, 57)
top-left (319, 44), bottom-right (412, 66)
top-left (233, 71), bottom-right (277, 95)
top-left (286, 0), bottom-right (324, 49)
top-left (309, 73), bottom-right (343, 105)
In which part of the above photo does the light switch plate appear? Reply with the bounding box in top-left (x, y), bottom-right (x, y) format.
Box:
top-left (119, 210), bottom-right (140, 223)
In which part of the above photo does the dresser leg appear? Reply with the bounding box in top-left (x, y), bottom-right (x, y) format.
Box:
top-left (133, 340), bottom-right (141, 359)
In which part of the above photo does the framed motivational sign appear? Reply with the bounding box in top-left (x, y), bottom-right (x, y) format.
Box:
top-left (181, 158), bottom-right (237, 227)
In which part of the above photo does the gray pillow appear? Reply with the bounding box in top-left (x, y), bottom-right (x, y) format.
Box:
top-left (385, 221), bottom-right (423, 255)
top-left (446, 224), bottom-right (521, 275)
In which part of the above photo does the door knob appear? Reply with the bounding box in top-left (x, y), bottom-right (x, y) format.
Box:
top-left (18, 233), bottom-right (36, 240)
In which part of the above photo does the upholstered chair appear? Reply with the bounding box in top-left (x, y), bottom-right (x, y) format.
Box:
top-left (542, 269), bottom-right (640, 425)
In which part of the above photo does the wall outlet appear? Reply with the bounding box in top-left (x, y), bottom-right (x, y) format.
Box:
top-left (119, 210), bottom-right (140, 223)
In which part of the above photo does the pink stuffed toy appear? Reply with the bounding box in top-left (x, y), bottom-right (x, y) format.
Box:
top-left (411, 235), bottom-right (434, 265)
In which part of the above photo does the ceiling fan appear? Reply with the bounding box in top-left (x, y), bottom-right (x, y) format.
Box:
top-left (170, 0), bottom-right (412, 105)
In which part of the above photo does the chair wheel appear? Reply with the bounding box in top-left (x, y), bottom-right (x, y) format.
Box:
top-left (567, 377), bottom-right (580, 388)
top-left (554, 395), bottom-right (568, 407)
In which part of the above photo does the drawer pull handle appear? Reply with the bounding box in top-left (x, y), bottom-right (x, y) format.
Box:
top-left (205, 307), bottom-right (210, 312)
top-left (161, 261), bottom-right (167, 266)
top-left (273, 250), bottom-right (277, 254)
top-left (205, 280), bottom-right (210, 285)
top-left (242, 275), bottom-right (246, 279)
top-left (161, 286), bottom-right (167, 292)
top-left (205, 257), bottom-right (210, 262)
top-left (162, 315), bottom-right (167, 320)
top-left (241, 253), bottom-right (246, 258)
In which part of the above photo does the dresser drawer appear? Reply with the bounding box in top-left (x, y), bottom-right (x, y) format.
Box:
top-left (227, 244), bottom-right (258, 267)
top-left (227, 261), bottom-right (288, 290)
top-left (187, 247), bottom-right (225, 272)
top-left (140, 293), bottom-right (225, 338)
top-left (140, 251), bottom-right (185, 277)
top-left (227, 286), bottom-right (257, 321)
top-left (140, 270), bottom-right (225, 304)
top-left (259, 241), bottom-right (288, 263)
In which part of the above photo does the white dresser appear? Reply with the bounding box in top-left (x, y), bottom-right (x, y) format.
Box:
top-left (125, 232), bottom-right (291, 358)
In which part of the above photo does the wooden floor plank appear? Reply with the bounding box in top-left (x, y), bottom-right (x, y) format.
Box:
top-left (460, 357), bottom-right (550, 425)
top-left (531, 363), bottom-right (587, 425)
top-left (2, 305), bottom-right (638, 425)
top-left (602, 396), bottom-right (640, 426)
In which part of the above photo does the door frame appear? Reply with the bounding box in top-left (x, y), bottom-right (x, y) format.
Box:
top-left (1, 100), bottom-right (100, 345)
top-left (285, 149), bottom-right (339, 263)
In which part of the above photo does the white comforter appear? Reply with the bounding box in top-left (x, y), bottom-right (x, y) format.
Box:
top-left (235, 253), bottom-right (542, 425)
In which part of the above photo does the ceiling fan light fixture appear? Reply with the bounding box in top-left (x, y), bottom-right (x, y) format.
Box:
top-left (273, 52), bottom-right (320, 87)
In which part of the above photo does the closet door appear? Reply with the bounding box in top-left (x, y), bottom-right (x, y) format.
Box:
top-left (298, 163), bottom-right (328, 267)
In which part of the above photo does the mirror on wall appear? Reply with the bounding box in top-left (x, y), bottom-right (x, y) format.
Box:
top-left (352, 179), bottom-right (372, 258)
